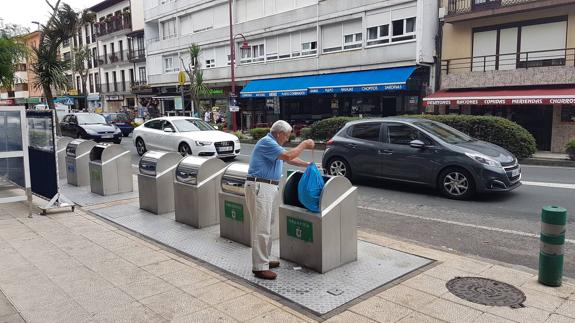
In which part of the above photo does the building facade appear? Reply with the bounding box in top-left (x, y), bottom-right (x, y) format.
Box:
top-left (144, 0), bottom-right (440, 129)
top-left (425, 0), bottom-right (575, 152)
top-left (91, 0), bottom-right (147, 112)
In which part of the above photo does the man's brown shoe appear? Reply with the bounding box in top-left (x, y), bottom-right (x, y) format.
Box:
top-left (269, 261), bottom-right (280, 269)
top-left (252, 270), bottom-right (277, 280)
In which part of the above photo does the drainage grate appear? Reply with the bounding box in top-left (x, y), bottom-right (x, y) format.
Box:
top-left (446, 277), bottom-right (526, 308)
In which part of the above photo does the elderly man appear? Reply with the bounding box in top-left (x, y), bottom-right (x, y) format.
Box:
top-left (246, 120), bottom-right (314, 280)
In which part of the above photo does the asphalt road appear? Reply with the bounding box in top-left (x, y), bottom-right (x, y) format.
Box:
top-left (121, 138), bottom-right (575, 278)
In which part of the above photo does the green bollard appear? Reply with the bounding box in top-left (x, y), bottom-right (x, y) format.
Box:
top-left (538, 205), bottom-right (568, 287)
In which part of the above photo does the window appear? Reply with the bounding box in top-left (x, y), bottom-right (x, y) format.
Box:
top-left (63, 52), bottom-right (71, 62)
top-left (162, 19), bottom-right (177, 40)
top-left (349, 123), bottom-right (381, 142)
top-left (76, 76), bottom-right (81, 92)
top-left (301, 41), bottom-right (317, 56)
top-left (121, 70), bottom-right (126, 91)
top-left (63, 38), bottom-right (70, 47)
top-left (561, 106), bottom-right (575, 122)
top-left (367, 25), bottom-right (389, 46)
top-left (205, 59), bottom-right (215, 68)
top-left (112, 71), bottom-right (117, 91)
top-left (164, 55), bottom-right (178, 73)
top-left (344, 33), bottom-right (362, 50)
top-left (387, 124), bottom-right (420, 145)
top-left (89, 74), bottom-right (94, 93)
top-left (92, 48), bottom-right (97, 67)
top-left (391, 17), bottom-right (416, 42)
top-left (139, 67), bottom-right (146, 83)
top-left (85, 25), bottom-right (90, 44)
top-left (129, 68), bottom-right (134, 84)
top-left (145, 120), bottom-right (163, 129)
top-left (103, 45), bottom-right (108, 63)
top-left (105, 72), bottom-right (110, 92)
top-left (252, 44), bottom-right (264, 62)
top-left (78, 32), bottom-right (83, 47)
top-left (119, 40), bottom-right (123, 60)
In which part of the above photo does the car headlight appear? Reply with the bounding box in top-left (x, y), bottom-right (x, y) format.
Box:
top-left (465, 152), bottom-right (502, 168)
top-left (195, 141), bottom-right (212, 146)
top-left (114, 126), bottom-right (121, 134)
top-left (234, 139), bottom-right (240, 144)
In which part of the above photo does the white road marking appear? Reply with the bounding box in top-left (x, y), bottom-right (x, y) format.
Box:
top-left (359, 205), bottom-right (575, 244)
top-left (522, 181), bottom-right (575, 190)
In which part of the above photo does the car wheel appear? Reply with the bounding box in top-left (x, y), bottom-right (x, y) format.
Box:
top-left (326, 158), bottom-right (352, 179)
top-left (135, 138), bottom-right (147, 156)
top-left (438, 167), bottom-right (475, 200)
top-left (178, 143), bottom-right (192, 156)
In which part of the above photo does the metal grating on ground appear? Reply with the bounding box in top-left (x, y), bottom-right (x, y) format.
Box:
top-left (60, 181), bottom-right (139, 207)
top-left (88, 202), bottom-right (432, 315)
top-left (446, 277), bottom-right (526, 308)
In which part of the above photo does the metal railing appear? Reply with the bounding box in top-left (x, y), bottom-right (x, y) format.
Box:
top-left (442, 48), bottom-right (575, 74)
top-left (128, 49), bottom-right (146, 62)
top-left (96, 53), bottom-right (128, 66)
top-left (100, 81), bottom-right (133, 94)
top-left (95, 16), bottom-right (132, 37)
top-left (447, 0), bottom-right (538, 15)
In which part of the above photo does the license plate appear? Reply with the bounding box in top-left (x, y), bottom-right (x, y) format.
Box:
top-left (219, 146), bottom-right (233, 152)
top-left (511, 168), bottom-right (520, 177)
top-left (101, 135), bottom-right (113, 139)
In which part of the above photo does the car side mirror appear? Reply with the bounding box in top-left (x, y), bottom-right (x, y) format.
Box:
top-left (164, 127), bottom-right (174, 133)
top-left (409, 139), bottom-right (425, 149)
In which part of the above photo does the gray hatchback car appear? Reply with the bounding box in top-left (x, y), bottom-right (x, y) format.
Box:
top-left (321, 118), bottom-right (521, 199)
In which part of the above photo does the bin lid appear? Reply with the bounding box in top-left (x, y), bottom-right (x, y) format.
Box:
top-left (221, 162), bottom-right (249, 196)
top-left (140, 151), bottom-right (182, 176)
top-left (176, 156), bottom-right (226, 184)
top-left (67, 138), bottom-right (96, 156)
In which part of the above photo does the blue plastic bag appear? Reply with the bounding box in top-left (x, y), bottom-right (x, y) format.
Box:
top-left (298, 163), bottom-right (325, 213)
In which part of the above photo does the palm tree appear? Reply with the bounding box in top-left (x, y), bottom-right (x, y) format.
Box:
top-left (180, 43), bottom-right (210, 117)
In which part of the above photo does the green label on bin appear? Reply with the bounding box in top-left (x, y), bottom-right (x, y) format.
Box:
top-left (224, 201), bottom-right (244, 222)
top-left (287, 217), bottom-right (313, 242)
top-left (90, 168), bottom-right (101, 181)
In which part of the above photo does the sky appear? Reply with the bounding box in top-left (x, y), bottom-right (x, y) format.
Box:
top-left (0, 0), bottom-right (102, 32)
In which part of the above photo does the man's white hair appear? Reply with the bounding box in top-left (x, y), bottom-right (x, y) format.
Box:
top-left (270, 120), bottom-right (292, 135)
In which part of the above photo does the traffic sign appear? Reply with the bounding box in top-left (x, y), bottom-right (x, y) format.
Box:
top-left (178, 71), bottom-right (186, 86)
top-left (229, 106), bottom-right (239, 112)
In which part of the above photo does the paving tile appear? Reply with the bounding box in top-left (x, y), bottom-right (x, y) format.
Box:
top-left (349, 297), bottom-right (413, 322)
top-left (140, 289), bottom-right (208, 321)
top-left (246, 308), bottom-right (310, 323)
top-left (160, 268), bottom-right (218, 288)
top-left (521, 279), bottom-right (575, 299)
top-left (118, 276), bottom-right (175, 300)
top-left (419, 298), bottom-right (483, 323)
top-left (379, 284), bottom-right (438, 309)
top-left (18, 299), bottom-right (92, 323)
top-left (486, 304), bottom-right (550, 323)
top-left (402, 274), bottom-right (450, 297)
top-left (170, 307), bottom-right (238, 323)
top-left (90, 301), bottom-right (167, 323)
top-left (187, 281), bottom-right (247, 305)
top-left (522, 288), bottom-right (566, 312)
top-left (72, 287), bottom-right (135, 315)
top-left (179, 277), bottom-right (222, 294)
top-left (100, 266), bottom-right (155, 287)
top-left (441, 290), bottom-right (494, 312)
top-left (216, 293), bottom-right (278, 322)
top-left (545, 314), bottom-right (575, 323)
top-left (3, 282), bottom-right (70, 312)
top-left (480, 266), bottom-right (535, 287)
top-left (141, 259), bottom-right (190, 277)
top-left (0, 313), bottom-right (26, 323)
top-left (555, 300), bottom-right (575, 319)
top-left (52, 273), bottom-right (115, 298)
top-left (119, 249), bottom-right (171, 267)
top-left (396, 312), bottom-right (447, 323)
top-left (424, 263), bottom-right (477, 281)
top-left (0, 293), bottom-right (17, 316)
top-left (442, 258), bottom-right (492, 275)
top-left (324, 311), bottom-right (377, 323)
top-left (472, 313), bottom-right (515, 323)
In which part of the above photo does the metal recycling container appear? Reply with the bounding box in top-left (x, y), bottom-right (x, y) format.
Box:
top-left (279, 171), bottom-right (358, 273)
top-left (174, 156), bottom-right (227, 228)
top-left (57, 137), bottom-right (73, 180)
top-left (89, 143), bottom-right (132, 195)
top-left (138, 151), bottom-right (182, 214)
top-left (65, 139), bottom-right (96, 186)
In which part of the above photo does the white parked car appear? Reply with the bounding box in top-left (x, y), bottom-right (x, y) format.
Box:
top-left (133, 117), bottom-right (241, 160)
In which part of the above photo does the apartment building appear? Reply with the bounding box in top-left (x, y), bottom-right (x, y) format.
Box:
top-left (144, 0), bottom-right (439, 129)
top-left (425, 0), bottom-right (575, 152)
top-left (91, 0), bottom-right (147, 112)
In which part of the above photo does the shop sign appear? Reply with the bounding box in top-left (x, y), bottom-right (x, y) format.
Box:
top-left (309, 84), bottom-right (406, 94)
top-left (174, 97), bottom-right (183, 110)
top-left (424, 98), bottom-right (575, 106)
top-left (0, 99), bottom-right (15, 105)
top-left (224, 201), bottom-right (243, 222)
top-left (287, 217), bottom-right (313, 242)
top-left (209, 89), bottom-right (224, 95)
top-left (106, 95), bottom-right (124, 101)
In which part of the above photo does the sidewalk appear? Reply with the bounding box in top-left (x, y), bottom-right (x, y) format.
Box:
top-left (520, 152), bottom-right (575, 168)
top-left (1, 200), bottom-right (574, 323)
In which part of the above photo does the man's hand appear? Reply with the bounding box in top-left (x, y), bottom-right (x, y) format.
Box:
top-left (302, 139), bottom-right (315, 150)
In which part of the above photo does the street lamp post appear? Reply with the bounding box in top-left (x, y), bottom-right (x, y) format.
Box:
top-left (228, 0), bottom-right (249, 132)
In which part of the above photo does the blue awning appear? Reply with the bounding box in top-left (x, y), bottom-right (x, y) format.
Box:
top-left (240, 66), bottom-right (417, 98)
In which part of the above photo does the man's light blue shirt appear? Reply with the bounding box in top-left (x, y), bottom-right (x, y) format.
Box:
top-left (248, 133), bottom-right (285, 181)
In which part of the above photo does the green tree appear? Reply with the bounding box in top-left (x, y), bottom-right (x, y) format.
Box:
top-left (0, 28), bottom-right (27, 89)
top-left (180, 43), bottom-right (210, 116)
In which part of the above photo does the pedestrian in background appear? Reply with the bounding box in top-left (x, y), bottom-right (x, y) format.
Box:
top-left (246, 120), bottom-right (314, 280)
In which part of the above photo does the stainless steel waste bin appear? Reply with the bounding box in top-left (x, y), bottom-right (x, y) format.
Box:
top-left (279, 171), bottom-right (358, 273)
top-left (66, 139), bottom-right (96, 186)
top-left (89, 143), bottom-right (132, 195)
top-left (138, 151), bottom-right (182, 214)
top-left (174, 156), bottom-right (227, 228)
top-left (57, 137), bottom-right (73, 180)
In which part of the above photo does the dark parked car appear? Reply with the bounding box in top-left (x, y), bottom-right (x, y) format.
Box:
top-left (102, 113), bottom-right (134, 137)
top-left (60, 113), bottom-right (122, 144)
top-left (322, 118), bottom-right (521, 199)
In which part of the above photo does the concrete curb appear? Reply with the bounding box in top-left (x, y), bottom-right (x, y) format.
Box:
top-left (520, 158), bottom-right (575, 168)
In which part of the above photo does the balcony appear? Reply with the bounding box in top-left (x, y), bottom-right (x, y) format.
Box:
top-left (441, 47), bottom-right (575, 89)
top-left (445, 0), bottom-right (575, 22)
top-left (128, 49), bottom-right (146, 63)
top-left (95, 15), bottom-right (132, 38)
top-left (100, 82), bottom-right (132, 94)
top-left (97, 53), bottom-right (128, 66)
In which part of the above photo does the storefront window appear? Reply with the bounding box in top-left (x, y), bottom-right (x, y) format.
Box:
top-left (561, 106), bottom-right (575, 122)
